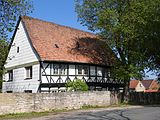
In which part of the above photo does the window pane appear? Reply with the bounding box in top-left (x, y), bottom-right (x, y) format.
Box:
top-left (83, 66), bottom-right (88, 75)
top-left (8, 70), bottom-right (13, 81)
top-left (17, 47), bottom-right (19, 53)
top-left (77, 65), bottom-right (83, 75)
top-left (61, 64), bottom-right (67, 75)
top-left (30, 67), bottom-right (32, 78)
top-left (90, 66), bottom-right (95, 75)
top-left (25, 66), bottom-right (32, 79)
top-left (26, 69), bottom-right (30, 78)
top-left (24, 90), bottom-right (32, 93)
top-left (53, 64), bottom-right (59, 75)
top-left (97, 67), bottom-right (102, 76)
top-left (104, 68), bottom-right (110, 78)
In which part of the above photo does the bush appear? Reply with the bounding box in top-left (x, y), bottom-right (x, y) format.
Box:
top-left (66, 79), bottom-right (88, 91)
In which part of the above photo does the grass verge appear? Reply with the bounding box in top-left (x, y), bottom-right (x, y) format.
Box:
top-left (0, 111), bottom-right (50, 120)
top-left (0, 104), bottom-right (130, 120)
top-left (80, 103), bottom-right (129, 110)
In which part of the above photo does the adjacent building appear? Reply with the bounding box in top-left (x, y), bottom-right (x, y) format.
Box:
top-left (129, 79), bottom-right (160, 92)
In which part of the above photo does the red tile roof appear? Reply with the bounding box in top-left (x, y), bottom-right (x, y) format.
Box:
top-left (141, 80), bottom-right (153, 89)
top-left (144, 90), bottom-right (160, 92)
top-left (21, 16), bottom-right (115, 65)
top-left (149, 80), bottom-right (159, 90)
top-left (129, 80), bottom-right (139, 89)
top-left (129, 79), bottom-right (160, 91)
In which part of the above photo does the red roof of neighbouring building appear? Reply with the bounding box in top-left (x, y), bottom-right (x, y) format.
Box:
top-left (141, 80), bottom-right (154, 89)
top-left (20, 16), bottom-right (115, 66)
top-left (129, 80), bottom-right (139, 89)
top-left (144, 90), bottom-right (160, 92)
top-left (130, 79), bottom-right (160, 91)
top-left (149, 80), bottom-right (159, 90)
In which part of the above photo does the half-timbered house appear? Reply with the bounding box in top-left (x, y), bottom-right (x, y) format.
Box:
top-left (2, 16), bottom-right (123, 93)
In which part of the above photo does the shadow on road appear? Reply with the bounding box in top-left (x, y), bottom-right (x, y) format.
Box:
top-left (61, 110), bottom-right (131, 120)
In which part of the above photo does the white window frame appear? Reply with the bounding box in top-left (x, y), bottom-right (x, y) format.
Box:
top-left (53, 64), bottom-right (59, 75)
top-left (97, 67), bottom-right (102, 76)
top-left (25, 66), bottom-right (32, 79)
top-left (77, 65), bottom-right (83, 75)
top-left (60, 65), bottom-right (67, 75)
top-left (8, 70), bottom-right (13, 81)
top-left (90, 66), bottom-right (95, 75)
top-left (83, 66), bottom-right (88, 75)
top-left (77, 65), bottom-right (88, 75)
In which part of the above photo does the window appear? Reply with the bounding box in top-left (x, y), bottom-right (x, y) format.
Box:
top-left (6, 91), bottom-right (13, 93)
top-left (25, 66), bottom-right (32, 79)
top-left (83, 66), bottom-right (88, 75)
top-left (17, 47), bottom-right (19, 53)
top-left (77, 65), bottom-right (88, 75)
top-left (60, 65), bottom-right (67, 75)
top-left (61, 68), bottom-right (66, 75)
top-left (77, 65), bottom-right (83, 75)
top-left (108, 71), bottom-right (111, 77)
top-left (90, 66), bottom-right (95, 75)
top-left (52, 64), bottom-right (67, 75)
top-left (8, 70), bottom-right (13, 81)
top-left (24, 90), bottom-right (32, 93)
top-left (140, 84), bottom-right (142, 87)
top-left (104, 69), bottom-right (111, 77)
top-left (97, 67), bottom-right (102, 76)
top-left (53, 64), bottom-right (59, 75)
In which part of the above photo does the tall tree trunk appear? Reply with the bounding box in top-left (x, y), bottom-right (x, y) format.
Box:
top-left (121, 79), bottom-right (130, 103)
top-left (0, 74), bottom-right (3, 80)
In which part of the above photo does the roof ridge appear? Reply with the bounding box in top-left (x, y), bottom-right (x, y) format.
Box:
top-left (21, 16), bottom-right (96, 36)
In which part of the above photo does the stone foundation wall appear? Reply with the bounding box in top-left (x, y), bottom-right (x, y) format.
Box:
top-left (0, 91), bottom-right (119, 115)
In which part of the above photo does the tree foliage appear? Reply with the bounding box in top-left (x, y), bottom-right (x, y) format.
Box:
top-left (75, 0), bottom-right (160, 101)
top-left (66, 79), bottom-right (89, 91)
top-left (75, 0), bottom-right (160, 79)
top-left (0, 0), bottom-right (33, 39)
top-left (0, 0), bottom-right (33, 80)
top-left (0, 40), bottom-right (8, 77)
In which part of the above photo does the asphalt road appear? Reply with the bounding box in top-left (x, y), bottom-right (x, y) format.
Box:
top-left (26, 106), bottom-right (160, 120)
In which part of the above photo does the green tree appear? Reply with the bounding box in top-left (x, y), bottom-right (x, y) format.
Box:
top-left (0, 40), bottom-right (8, 79)
top-left (0, 0), bottom-right (33, 39)
top-left (0, 0), bottom-right (33, 88)
top-left (66, 79), bottom-right (89, 91)
top-left (75, 0), bottom-right (160, 102)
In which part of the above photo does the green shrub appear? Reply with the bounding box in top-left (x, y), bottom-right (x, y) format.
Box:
top-left (66, 79), bottom-right (88, 91)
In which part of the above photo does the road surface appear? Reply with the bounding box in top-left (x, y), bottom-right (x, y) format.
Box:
top-left (25, 106), bottom-right (160, 120)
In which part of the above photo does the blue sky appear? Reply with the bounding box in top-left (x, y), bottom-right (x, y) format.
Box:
top-left (30, 0), bottom-right (157, 79)
top-left (31, 0), bottom-right (90, 32)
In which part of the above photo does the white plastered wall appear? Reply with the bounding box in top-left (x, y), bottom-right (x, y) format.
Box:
top-left (3, 20), bottom-right (40, 93)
